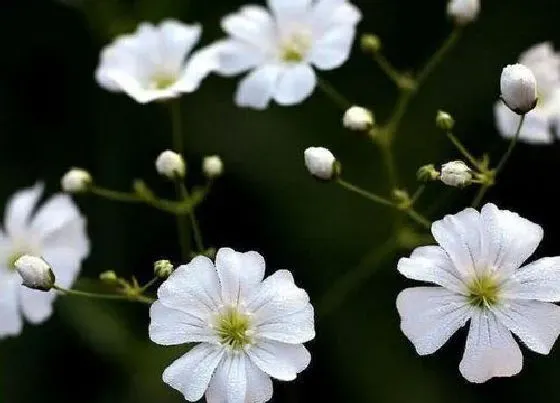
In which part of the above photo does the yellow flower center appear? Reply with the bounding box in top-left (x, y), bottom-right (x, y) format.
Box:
top-left (150, 73), bottom-right (177, 90)
top-left (467, 274), bottom-right (500, 307)
top-left (280, 30), bottom-right (312, 63)
top-left (216, 307), bottom-right (252, 350)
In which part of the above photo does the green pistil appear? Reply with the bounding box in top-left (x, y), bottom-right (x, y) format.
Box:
top-left (216, 308), bottom-right (251, 350)
top-left (467, 274), bottom-right (500, 307)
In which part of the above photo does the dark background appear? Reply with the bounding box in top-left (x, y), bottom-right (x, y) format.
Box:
top-left (1, 0), bottom-right (560, 402)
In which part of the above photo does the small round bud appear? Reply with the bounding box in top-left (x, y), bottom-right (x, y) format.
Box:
top-left (343, 106), bottom-right (374, 131)
top-left (392, 189), bottom-right (411, 209)
top-left (154, 259), bottom-right (174, 278)
top-left (61, 168), bottom-right (92, 193)
top-left (417, 164), bottom-right (440, 182)
top-left (202, 155), bottom-right (223, 178)
top-left (361, 34), bottom-right (381, 53)
top-left (435, 110), bottom-right (455, 131)
top-left (447, 0), bottom-right (480, 25)
top-left (99, 270), bottom-right (118, 284)
top-left (155, 150), bottom-right (185, 179)
top-left (500, 64), bottom-right (538, 115)
top-left (440, 161), bottom-right (472, 187)
top-left (14, 255), bottom-right (55, 292)
top-left (304, 147), bottom-right (338, 180)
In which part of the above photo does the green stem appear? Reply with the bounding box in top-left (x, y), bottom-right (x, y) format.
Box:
top-left (316, 77), bottom-right (352, 110)
top-left (406, 209), bottom-right (431, 229)
top-left (471, 184), bottom-right (490, 209)
top-left (54, 285), bottom-right (155, 304)
top-left (336, 179), bottom-right (394, 207)
top-left (446, 131), bottom-right (480, 169)
top-left (494, 114), bottom-right (526, 176)
top-left (373, 52), bottom-right (406, 87)
top-left (90, 186), bottom-right (141, 203)
top-left (416, 28), bottom-right (463, 87)
top-left (139, 277), bottom-right (159, 293)
top-left (379, 140), bottom-right (398, 189)
top-left (170, 100), bottom-right (184, 155)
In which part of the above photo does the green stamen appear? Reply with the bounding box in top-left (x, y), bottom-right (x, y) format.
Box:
top-left (467, 274), bottom-right (500, 307)
top-left (216, 308), bottom-right (251, 350)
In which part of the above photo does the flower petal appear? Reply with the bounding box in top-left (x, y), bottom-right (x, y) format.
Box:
top-left (245, 360), bottom-right (273, 403)
top-left (397, 245), bottom-right (466, 293)
top-left (459, 309), bottom-right (522, 383)
top-left (215, 248), bottom-right (266, 305)
top-left (41, 243), bottom-right (88, 289)
top-left (311, 0), bottom-right (362, 31)
top-left (396, 287), bottom-right (472, 355)
top-left (267, 0), bottom-right (311, 22)
top-left (157, 256), bottom-right (222, 319)
top-left (175, 44), bottom-right (220, 92)
top-left (247, 341), bottom-right (310, 381)
top-left (494, 102), bottom-right (554, 144)
top-left (149, 301), bottom-right (217, 345)
top-left (206, 354), bottom-right (247, 403)
top-left (502, 257), bottom-right (560, 301)
top-left (163, 343), bottom-right (225, 402)
top-left (235, 65), bottom-right (282, 109)
top-left (0, 273), bottom-right (23, 338)
top-left (222, 5), bottom-right (274, 49)
top-left (213, 40), bottom-right (266, 76)
top-left (257, 303), bottom-right (315, 344)
top-left (3, 183), bottom-right (43, 238)
top-left (273, 63), bottom-right (316, 105)
top-left (309, 25), bottom-right (356, 70)
top-left (158, 21), bottom-right (201, 71)
top-left (491, 300), bottom-right (560, 354)
top-left (19, 288), bottom-right (55, 324)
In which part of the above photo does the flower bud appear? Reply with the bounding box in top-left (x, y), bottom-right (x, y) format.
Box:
top-left (304, 147), bottom-right (339, 180)
top-left (155, 150), bottom-right (185, 179)
top-left (99, 270), bottom-right (118, 285)
top-left (500, 64), bottom-right (538, 115)
top-left (447, 0), bottom-right (480, 25)
top-left (435, 110), bottom-right (455, 131)
top-left (361, 34), bottom-right (381, 53)
top-left (440, 161), bottom-right (472, 187)
top-left (61, 168), bottom-right (92, 193)
top-left (343, 106), bottom-right (374, 131)
top-left (154, 259), bottom-right (174, 278)
top-left (202, 155), bottom-right (223, 178)
top-left (417, 164), bottom-right (440, 182)
top-left (14, 255), bottom-right (55, 292)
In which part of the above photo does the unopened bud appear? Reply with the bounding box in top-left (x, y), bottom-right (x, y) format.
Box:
top-left (202, 155), bottom-right (223, 178)
top-left (99, 270), bottom-right (118, 285)
top-left (440, 161), bottom-right (472, 187)
top-left (343, 106), bottom-right (374, 131)
top-left (304, 147), bottom-right (339, 181)
top-left (361, 34), bottom-right (381, 53)
top-left (417, 164), bottom-right (440, 182)
top-left (500, 64), bottom-right (538, 115)
top-left (61, 168), bottom-right (92, 193)
top-left (14, 255), bottom-right (55, 292)
top-left (154, 260), bottom-right (174, 278)
top-left (447, 0), bottom-right (480, 25)
top-left (155, 150), bottom-right (185, 179)
top-left (435, 110), bottom-right (455, 131)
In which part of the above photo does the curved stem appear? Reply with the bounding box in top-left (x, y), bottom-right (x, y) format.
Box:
top-left (90, 186), bottom-right (141, 203)
top-left (494, 114), bottom-right (526, 176)
top-left (406, 209), bottom-right (431, 229)
top-left (416, 28), bottom-right (463, 87)
top-left (316, 77), bottom-right (352, 110)
top-left (54, 285), bottom-right (155, 304)
top-left (446, 131), bottom-right (480, 169)
top-left (373, 52), bottom-right (406, 88)
top-left (336, 179), bottom-right (394, 207)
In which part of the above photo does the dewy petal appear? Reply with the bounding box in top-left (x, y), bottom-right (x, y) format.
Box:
top-left (0, 273), bottom-right (23, 338)
top-left (494, 102), bottom-right (554, 145)
top-left (247, 341), bottom-right (310, 381)
top-left (215, 248), bottom-right (266, 305)
top-left (491, 300), bottom-right (560, 354)
top-left (3, 182), bottom-right (43, 238)
top-left (397, 245), bottom-right (466, 294)
top-left (162, 343), bottom-right (225, 402)
top-left (244, 360), bottom-right (273, 403)
top-left (19, 288), bottom-right (56, 324)
top-left (257, 303), bottom-right (315, 344)
top-left (502, 257), bottom-right (560, 301)
top-left (149, 301), bottom-right (218, 345)
top-left (459, 309), bottom-right (523, 383)
top-left (396, 287), bottom-right (472, 355)
top-left (157, 256), bottom-right (222, 319)
top-left (309, 25), bottom-right (356, 70)
top-left (205, 354), bottom-right (247, 403)
top-left (273, 63), bottom-right (316, 105)
top-left (480, 203), bottom-right (543, 277)
top-left (235, 65), bottom-right (282, 109)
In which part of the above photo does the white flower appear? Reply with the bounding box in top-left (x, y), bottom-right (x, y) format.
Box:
top-left (440, 161), bottom-right (472, 187)
top-left (61, 168), bottom-right (92, 193)
top-left (397, 203), bottom-right (560, 383)
top-left (206, 0), bottom-right (361, 109)
top-left (155, 150), bottom-right (186, 179)
top-left (343, 106), bottom-right (374, 131)
top-left (149, 248), bottom-right (315, 403)
top-left (96, 20), bottom-right (217, 104)
top-left (14, 255), bottom-right (55, 292)
top-left (447, 0), bottom-right (480, 25)
top-left (495, 43), bottom-right (560, 144)
top-left (203, 155), bottom-right (224, 178)
top-left (0, 183), bottom-right (90, 338)
top-left (304, 147), bottom-right (337, 180)
top-left (500, 64), bottom-right (538, 115)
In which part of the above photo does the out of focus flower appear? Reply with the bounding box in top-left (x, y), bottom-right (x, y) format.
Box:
top-left (0, 183), bottom-right (90, 338)
top-left (304, 147), bottom-right (337, 180)
top-left (447, 0), bottom-right (480, 25)
top-left (500, 64), bottom-right (538, 115)
top-left (343, 106), bottom-right (374, 131)
top-left (61, 168), bottom-right (92, 193)
top-left (156, 150), bottom-right (186, 179)
top-left (495, 43), bottom-right (560, 144)
top-left (397, 203), bottom-right (560, 383)
top-left (96, 20), bottom-right (216, 103)
top-left (202, 155), bottom-right (224, 178)
top-left (205, 0), bottom-right (362, 109)
top-left (150, 248), bottom-right (315, 402)
top-left (440, 161), bottom-right (472, 187)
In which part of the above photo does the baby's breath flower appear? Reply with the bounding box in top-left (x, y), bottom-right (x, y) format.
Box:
top-left (500, 64), bottom-right (538, 115)
top-left (304, 147), bottom-right (338, 181)
top-left (343, 106), bottom-right (374, 131)
top-left (156, 150), bottom-right (186, 179)
top-left (202, 155), bottom-right (224, 178)
top-left (61, 168), bottom-right (92, 193)
top-left (447, 0), bottom-right (480, 25)
top-left (440, 161), bottom-right (472, 187)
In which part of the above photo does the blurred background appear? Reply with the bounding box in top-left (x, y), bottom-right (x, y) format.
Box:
top-left (2, 0), bottom-right (560, 401)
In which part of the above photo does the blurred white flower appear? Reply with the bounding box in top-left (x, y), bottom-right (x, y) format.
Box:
top-left (304, 147), bottom-right (337, 180)
top-left (343, 106), bottom-right (374, 131)
top-left (155, 150), bottom-right (186, 179)
top-left (96, 20), bottom-right (217, 103)
top-left (447, 0), bottom-right (480, 25)
top-left (202, 155), bottom-right (224, 178)
top-left (397, 203), bottom-right (560, 383)
top-left (440, 160), bottom-right (472, 187)
top-left (205, 0), bottom-right (362, 109)
top-left (0, 183), bottom-right (90, 338)
top-left (495, 43), bottom-right (560, 144)
top-left (500, 64), bottom-right (538, 115)
top-left (61, 168), bottom-right (92, 193)
top-left (150, 248), bottom-right (315, 403)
